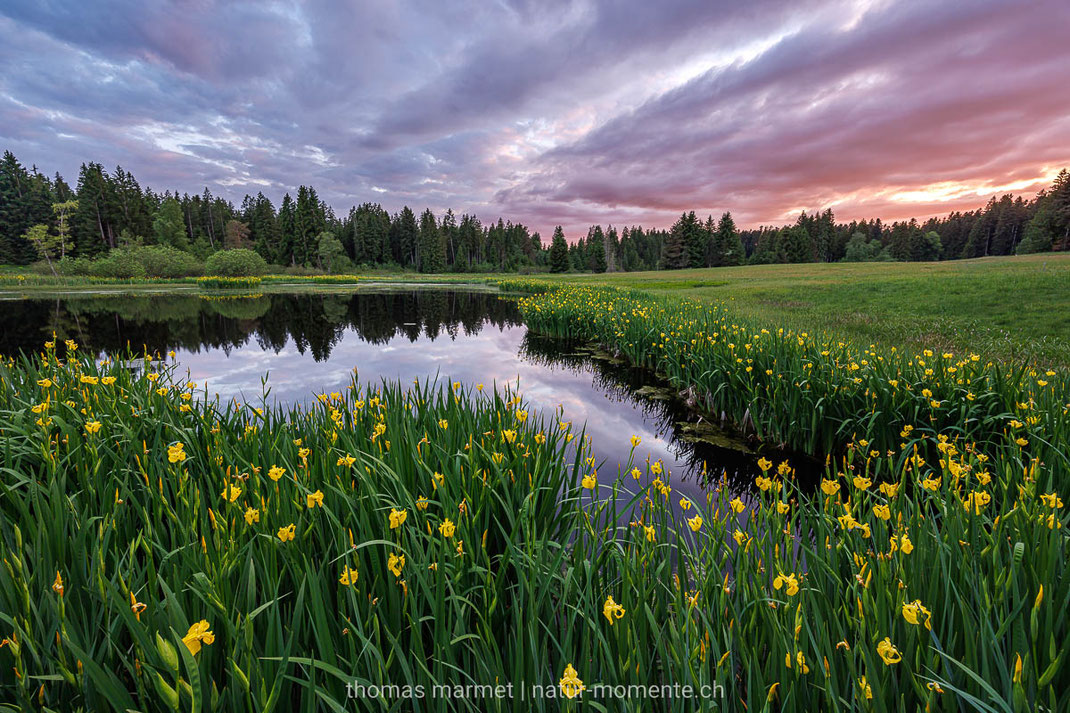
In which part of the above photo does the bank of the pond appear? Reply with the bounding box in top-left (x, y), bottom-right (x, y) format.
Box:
top-left (0, 337), bottom-right (1066, 711)
top-left (523, 334), bottom-right (825, 490)
top-left (506, 281), bottom-right (1068, 471)
top-left (0, 273), bottom-right (501, 300)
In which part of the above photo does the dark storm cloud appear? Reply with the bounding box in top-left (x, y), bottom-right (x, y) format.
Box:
top-left (1, 0), bottom-right (1067, 237)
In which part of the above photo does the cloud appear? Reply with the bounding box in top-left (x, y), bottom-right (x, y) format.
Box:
top-left (1, 0), bottom-right (1068, 238)
top-left (497, 0), bottom-right (1070, 231)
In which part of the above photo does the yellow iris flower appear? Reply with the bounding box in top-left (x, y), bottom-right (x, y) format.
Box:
top-left (182, 620), bottom-right (215, 655)
top-left (773, 572), bottom-right (800, 596)
top-left (876, 637), bottom-right (902, 665)
top-left (602, 595), bottom-right (625, 624)
top-left (559, 663), bottom-right (585, 699)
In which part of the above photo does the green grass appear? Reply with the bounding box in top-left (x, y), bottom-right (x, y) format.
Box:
top-left (560, 254), bottom-right (1070, 366)
top-left (1, 296), bottom-right (1066, 711)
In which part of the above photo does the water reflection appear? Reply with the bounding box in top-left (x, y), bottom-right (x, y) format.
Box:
top-left (0, 290), bottom-right (520, 360)
top-left (519, 334), bottom-right (820, 489)
top-left (0, 289), bottom-right (815, 500)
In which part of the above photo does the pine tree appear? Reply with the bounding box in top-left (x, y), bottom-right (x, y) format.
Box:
top-left (458, 214), bottom-right (481, 269)
top-left (681, 211), bottom-right (704, 268)
top-left (0, 151), bottom-right (33, 263)
top-left (440, 209), bottom-right (457, 268)
top-left (549, 226), bottom-right (569, 273)
top-left (1049, 169), bottom-right (1070, 250)
top-left (390, 207), bottom-right (418, 267)
top-left (711, 212), bottom-right (744, 266)
top-left (604, 226), bottom-right (619, 272)
top-left (111, 165), bottom-right (151, 238)
top-left (570, 237), bottom-right (586, 271)
top-left (702, 215), bottom-right (716, 266)
top-left (661, 213), bottom-right (691, 269)
top-left (294, 186), bottom-right (324, 266)
top-left (1018, 198), bottom-right (1055, 254)
top-left (366, 205), bottom-right (391, 264)
top-left (775, 225), bottom-right (811, 263)
top-left (248, 193), bottom-right (280, 263)
top-left (52, 172), bottom-right (74, 203)
top-left (278, 194), bottom-right (297, 264)
top-left (418, 208), bottom-right (445, 273)
top-left (72, 162), bottom-right (117, 256)
top-left (780, 224), bottom-right (813, 263)
top-left (586, 226), bottom-right (607, 273)
top-left (813, 209), bottom-right (836, 262)
top-left (0, 154), bottom-right (65, 263)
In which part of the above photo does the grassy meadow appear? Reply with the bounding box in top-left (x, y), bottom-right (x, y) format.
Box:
top-left (0, 256), bottom-right (1067, 711)
top-left (546, 254), bottom-right (1070, 367)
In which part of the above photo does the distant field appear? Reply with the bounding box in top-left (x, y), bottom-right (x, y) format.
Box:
top-left (553, 254), bottom-right (1070, 366)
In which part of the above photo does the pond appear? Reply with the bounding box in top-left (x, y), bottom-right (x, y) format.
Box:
top-left (0, 287), bottom-right (816, 508)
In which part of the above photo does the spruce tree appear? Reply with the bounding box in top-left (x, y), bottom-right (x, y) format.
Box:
top-left (1018, 200), bottom-right (1055, 254)
top-left (418, 208), bottom-right (445, 273)
top-left (278, 194), bottom-right (297, 264)
top-left (249, 193), bottom-right (280, 263)
top-left (586, 226), bottom-right (607, 273)
top-left (294, 186), bottom-right (320, 266)
top-left (391, 207), bottom-right (418, 267)
top-left (0, 151), bottom-right (34, 263)
top-left (1049, 169), bottom-right (1070, 250)
top-left (682, 211), bottom-right (704, 268)
top-left (549, 226), bottom-right (569, 273)
top-left (440, 209), bottom-right (457, 268)
top-left (780, 225), bottom-right (814, 263)
top-left (714, 212), bottom-right (744, 266)
top-left (661, 213), bottom-right (690, 269)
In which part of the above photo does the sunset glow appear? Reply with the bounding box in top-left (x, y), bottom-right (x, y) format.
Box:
top-left (1, 0), bottom-right (1068, 235)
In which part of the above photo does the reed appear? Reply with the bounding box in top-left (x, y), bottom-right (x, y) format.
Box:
top-left (0, 320), bottom-right (1065, 711)
top-left (196, 276), bottom-right (264, 290)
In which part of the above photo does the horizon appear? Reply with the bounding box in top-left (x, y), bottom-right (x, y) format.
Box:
top-left (2, 0), bottom-right (1068, 238)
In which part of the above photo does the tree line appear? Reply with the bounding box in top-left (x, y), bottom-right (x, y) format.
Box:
top-left (1, 149), bottom-right (1066, 273)
top-left (0, 151), bottom-right (542, 273)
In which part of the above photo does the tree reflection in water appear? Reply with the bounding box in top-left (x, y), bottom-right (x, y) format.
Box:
top-left (0, 290), bottom-right (522, 360)
top-left (0, 289), bottom-right (816, 495)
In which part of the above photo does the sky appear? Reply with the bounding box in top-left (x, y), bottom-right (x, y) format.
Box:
top-left (1, 0), bottom-right (1068, 238)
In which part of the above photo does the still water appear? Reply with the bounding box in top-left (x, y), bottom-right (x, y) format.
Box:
top-left (1, 287), bottom-right (812, 505)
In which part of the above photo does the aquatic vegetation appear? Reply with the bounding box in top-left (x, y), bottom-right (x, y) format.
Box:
top-left (510, 283), bottom-right (1069, 462)
top-left (0, 323), bottom-right (1066, 710)
top-left (196, 275), bottom-right (263, 289)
